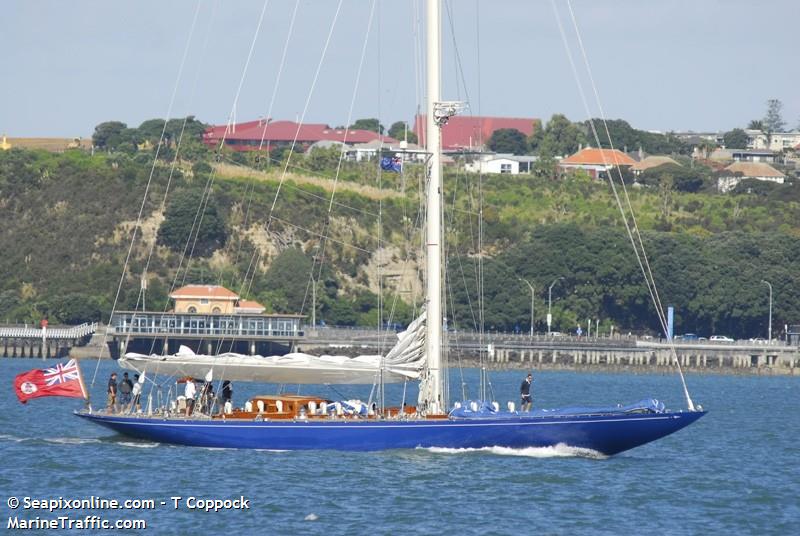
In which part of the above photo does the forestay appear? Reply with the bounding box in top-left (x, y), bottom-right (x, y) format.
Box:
top-left (118, 312), bottom-right (427, 385)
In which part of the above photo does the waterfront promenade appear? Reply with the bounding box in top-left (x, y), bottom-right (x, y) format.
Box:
top-left (2, 322), bottom-right (797, 375)
top-left (301, 327), bottom-right (800, 375)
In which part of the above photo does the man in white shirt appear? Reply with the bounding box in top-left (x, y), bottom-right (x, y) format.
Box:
top-left (184, 378), bottom-right (196, 417)
top-left (130, 374), bottom-right (143, 413)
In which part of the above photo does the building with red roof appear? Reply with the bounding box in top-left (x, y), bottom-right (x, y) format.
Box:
top-left (559, 147), bottom-right (637, 179)
top-left (413, 115), bottom-right (538, 152)
top-left (202, 119), bottom-right (396, 152)
top-left (170, 284), bottom-right (265, 315)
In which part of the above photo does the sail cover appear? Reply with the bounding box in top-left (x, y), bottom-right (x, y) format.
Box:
top-left (119, 312), bottom-right (426, 385)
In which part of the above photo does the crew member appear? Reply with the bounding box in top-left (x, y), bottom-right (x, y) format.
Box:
top-left (520, 373), bottom-right (533, 412)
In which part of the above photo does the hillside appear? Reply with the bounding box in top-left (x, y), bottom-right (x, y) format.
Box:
top-left (1, 146), bottom-right (799, 338)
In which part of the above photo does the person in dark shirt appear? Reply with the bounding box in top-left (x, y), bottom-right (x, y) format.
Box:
top-left (119, 372), bottom-right (133, 407)
top-left (222, 381), bottom-right (232, 404)
top-left (520, 373), bottom-right (533, 412)
top-left (107, 373), bottom-right (118, 413)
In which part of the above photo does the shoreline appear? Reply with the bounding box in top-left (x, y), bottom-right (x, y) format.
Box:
top-left (26, 348), bottom-right (797, 377)
top-left (474, 360), bottom-right (799, 377)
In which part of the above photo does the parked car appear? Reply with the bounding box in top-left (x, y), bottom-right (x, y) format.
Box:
top-left (710, 335), bottom-right (734, 342)
top-left (680, 333), bottom-right (699, 341)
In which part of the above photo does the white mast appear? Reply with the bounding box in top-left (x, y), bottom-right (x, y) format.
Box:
top-left (425, 0), bottom-right (443, 413)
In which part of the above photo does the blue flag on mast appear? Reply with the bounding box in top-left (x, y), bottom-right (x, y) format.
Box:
top-left (380, 156), bottom-right (402, 172)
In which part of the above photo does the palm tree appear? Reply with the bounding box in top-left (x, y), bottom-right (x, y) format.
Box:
top-left (696, 139), bottom-right (717, 160)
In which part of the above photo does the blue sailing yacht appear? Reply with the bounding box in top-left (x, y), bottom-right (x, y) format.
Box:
top-left (77, 0), bottom-right (705, 454)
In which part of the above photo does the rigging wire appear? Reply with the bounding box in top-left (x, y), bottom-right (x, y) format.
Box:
top-left (551, 0), bottom-right (695, 410)
top-left (90, 0), bottom-right (204, 387)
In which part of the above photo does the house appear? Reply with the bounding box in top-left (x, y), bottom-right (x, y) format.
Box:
top-left (631, 156), bottom-right (680, 176)
top-left (170, 285), bottom-right (265, 314)
top-left (745, 129), bottom-right (800, 152)
top-left (346, 139), bottom-right (428, 163)
top-left (464, 153), bottom-right (538, 174)
top-left (707, 148), bottom-right (776, 163)
top-left (413, 115), bottom-right (538, 152)
top-left (716, 162), bottom-right (786, 193)
top-left (202, 119), bottom-right (396, 152)
top-left (559, 147), bottom-right (637, 179)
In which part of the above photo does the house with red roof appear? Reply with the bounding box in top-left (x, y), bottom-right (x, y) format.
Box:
top-left (559, 147), bottom-right (637, 179)
top-left (170, 285), bottom-right (265, 314)
top-left (413, 115), bottom-right (538, 152)
top-left (202, 119), bottom-right (396, 152)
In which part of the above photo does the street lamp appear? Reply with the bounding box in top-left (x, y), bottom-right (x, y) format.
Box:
top-left (518, 278), bottom-right (535, 338)
top-left (547, 277), bottom-right (565, 335)
top-left (761, 280), bottom-right (772, 343)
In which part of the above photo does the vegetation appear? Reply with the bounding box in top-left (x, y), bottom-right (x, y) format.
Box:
top-left (387, 121), bottom-right (417, 144)
top-left (2, 114), bottom-right (799, 339)
top-left (157, 189), bottom-right (228, 257)
top-left (487, 128), bottom-right (528, 155)
top-left (723, 128), bottom-right (748, 149)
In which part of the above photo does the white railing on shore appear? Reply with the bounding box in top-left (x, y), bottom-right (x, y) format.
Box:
top-left (0, 322), bottom-right (97, 339)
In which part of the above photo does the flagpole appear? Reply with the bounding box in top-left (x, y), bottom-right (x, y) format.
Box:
top-left (75, 358), bottom-right (91, 405)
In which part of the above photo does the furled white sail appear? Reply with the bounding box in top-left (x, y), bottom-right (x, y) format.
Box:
top-left (119, 312), bottom-right (426, 385)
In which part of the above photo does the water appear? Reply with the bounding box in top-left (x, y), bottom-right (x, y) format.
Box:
top-left (1, 358), bottom-right (797, 535)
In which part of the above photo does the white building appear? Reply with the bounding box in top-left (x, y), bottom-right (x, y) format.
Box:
top-left (717, 161), bottom-right (786, 193)
top-left (347, 139), bottom-right (428, 163)
top-left (745, 129), bottom-right (800, 152)
top-left (464, 153), bottom-right (539, 174)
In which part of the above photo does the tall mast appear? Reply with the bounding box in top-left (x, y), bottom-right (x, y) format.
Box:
top-left (425, 0), bottom-right (443, 413)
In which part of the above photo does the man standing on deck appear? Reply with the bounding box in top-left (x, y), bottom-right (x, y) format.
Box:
top-left (107, 373), bottom-right (118, 413)
top-left (184, 378), bottom-right (196, 417)
top-left (520, 373), bottom-right (533, 412)
top-left (119, 372), bottom-right (133, 408)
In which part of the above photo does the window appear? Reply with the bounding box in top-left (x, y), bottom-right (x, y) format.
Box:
top-left (200, 298), bottom-right (209, 304)
top-left (188, 306), bottom-right (197, 313)
top-left (500, 163), bottom-right (512, 174)
top-left (212, 307), bottom-right (221, 314)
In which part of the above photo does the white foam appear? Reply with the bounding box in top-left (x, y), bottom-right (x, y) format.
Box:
top-left (420, 443), bottom-right (607, 459)
top-left (0, 433), bottom-right (26, 443)
top-left (45, 437), bottom-right (102, 445)
top-left (116, 441), bottom-right (160, 448)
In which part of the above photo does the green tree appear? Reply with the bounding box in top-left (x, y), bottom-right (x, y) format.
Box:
top-left (349, 118), bottom-right (384, 134)
top-left (157, 189), bottom-right (227, 257)
top-left (92, 121), bottom-right (128, 149)
top-left (536, 114), bottom-right (586, 157)
top-left (583, 118), bottom-right (689, 155)
top-left (263, 248), bottom-right (313, 314)
top-left (387, 121), bottom-right (417, 143)
top-left (763, 98), bottom-right (786, 146)
top-left (639, 163), bottom-right (706, 192)
top-left (487, 128), bottom-right (528, 155)
top-left (747, 119), bottom-right (764, 130)
top-left (47, 293), bottom-right (104, 324)
top-left (696, 139), bottom-right (717, 160)
top-left (191, 161), bottom-right (212, 179)
top-left (723, 128), bottom-right (749, 149)
top-left (306, 146), bottom-right (343, 172)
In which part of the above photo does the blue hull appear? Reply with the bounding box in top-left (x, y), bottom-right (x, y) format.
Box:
top-left (76, 410), bottom-right (705, 456)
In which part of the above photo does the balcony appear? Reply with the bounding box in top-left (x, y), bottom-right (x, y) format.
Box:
top-left (109, 311), bottom-right (305, 341)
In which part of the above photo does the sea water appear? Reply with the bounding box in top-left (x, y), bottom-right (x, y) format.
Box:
top-left (0, 358), bottom-right (797, 535)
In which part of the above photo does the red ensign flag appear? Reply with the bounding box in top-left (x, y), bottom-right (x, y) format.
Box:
top-left (14, 359), bottom-right (87, 404)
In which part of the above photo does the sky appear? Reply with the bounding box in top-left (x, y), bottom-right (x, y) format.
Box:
top-left (1, 0), bottom-right (798, 138)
